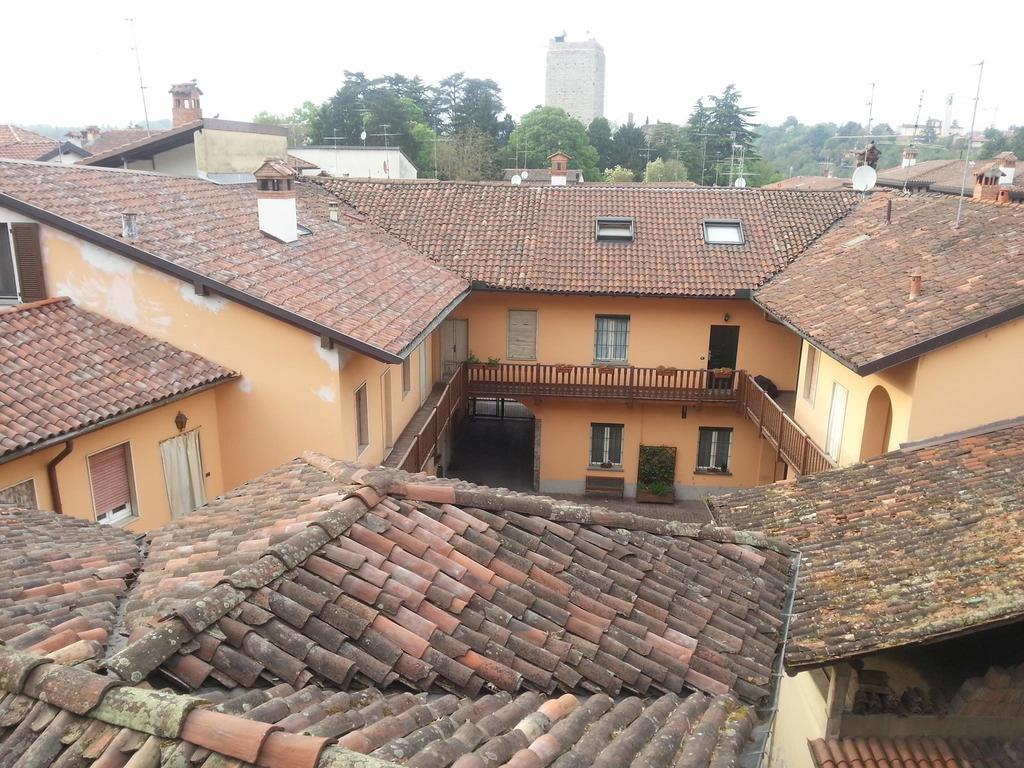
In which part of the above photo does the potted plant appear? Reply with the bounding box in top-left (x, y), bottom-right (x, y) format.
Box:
top-left (712, 367), bottom-right (734, 381)
top-left (486, 357), bottom-right (501, 366)
top-left (655, 366), bottom-right (678, 377)
top-left (636, 444), bottom-right (677, 503)
top-left (555, 363), bottom-right (574, 373)
top-left (465, 352), bottom-right (481, 364)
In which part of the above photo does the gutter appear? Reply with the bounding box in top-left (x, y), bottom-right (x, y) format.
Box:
top-left (397, 287), bottom-right (471, 359)
top-left (0, 376), bottom-right (234, 466)
top-left (46, 441), bottom-right (73, 514)
top-left (743, 549), bottom-right (802, 768)
top-left (0, 192), bottom-right (405, 364)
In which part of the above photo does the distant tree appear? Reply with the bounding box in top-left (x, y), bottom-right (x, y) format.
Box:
top-left (981, 127), bottom-right (1009, 157)
top-left (647, 122), bottom-right (687, 161)
top-left (603, 165), bottom-right (634, 182)
top-left (409, 122), bottom-right (440, 177)
top-left (436, 127), bottom-right (498, 180)
top-left (611, 120), bottom-right (648, 178)
top-left (252, 110), bottom-right (286, 124)
top-left (742, 158), bottom-right (783, 188)
top-left (643, 158), bottom-right (687, 182)
top-left (430, 73), bottom-right (506, 139)
top-left (504, 107), bottom-right (599, 179)
top-left (587, 117), bottom-right (615, 170)
top-left (253, 102), bottom-right (320, 147)
top-left (682, 99), bottom-right (713, 183)
top-left (704, 85), bottom-right (759, 173)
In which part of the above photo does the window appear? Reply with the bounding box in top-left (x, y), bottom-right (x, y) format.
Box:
top-left (0, 478), bottom-right (37, 508)
top-left (402, 357), bottom-right (412, 396)
top-left (355, 383), bottom-right (370, 452)
top-left (0, 224), bottom-right (17, 300)
top-left (696, 427), bottom-right (733, 473)
top-left (88, 443), bottom-right (136, 525)
top-left (703, 220), bottom-right (745, 245)
top-left (825, 383), bottom-right (848, 461)
top-left (590, 424), bottom-right (624, 467)
top-left (595, 315), bottom-right (629, 362)
top-left (507, 309), bottom-right (538, 360)
top-left (803, 345), bottom-right (820, 403)
top-left (595, 217), bottom-right (635, 242)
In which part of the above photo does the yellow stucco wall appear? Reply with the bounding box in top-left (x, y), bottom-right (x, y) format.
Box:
top-left (35, 223), bottom-right (432, 490)
top-left (452, 292), bottom-right (802, 388)
top-left (194, 129), bottom-right (289, 175)
top-left (908, 316), bottom-right (1024, 440)
top-left (0, 389), bottom-right (224, 532)
top-left (769, 671), bottom-right (829, 768)
top-left (793, 341), bottom-right (917, 466)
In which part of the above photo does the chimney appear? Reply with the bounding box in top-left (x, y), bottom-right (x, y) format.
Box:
top-left (909, 274), bottom-right (922, 301)
top-left (121, 212), bottom-right (140, 239)
top-left (973, 165), bottom-right (1002, 201)
top-left (328, 201), bottom-right (339, 222)
top-left (254, 159), bottom-right (298, 243)
top-left (548, 151), bottom-right (571, 187)
top-left (997, 152), bottom-right (1017, 185)
top-left (169, 80), bottom-right (203, 127)
top-left (901, 145), bottom-right (918, 168)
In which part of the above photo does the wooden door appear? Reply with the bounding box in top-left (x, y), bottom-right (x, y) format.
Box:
top-left (440, 318), bottom-right (469, 378)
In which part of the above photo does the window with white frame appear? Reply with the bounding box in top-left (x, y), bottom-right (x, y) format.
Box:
top-left (696, 427), bottom-right (733, 472)
top-left (594, 315), bottom-right (629, 362)
top-left (595, 217), bottom-right (635, 242)
top-left (88, 443), bottom-right (136, 525)
top-left (703, 220), bottom-right (745, 245)
top-left (355, 383), bottom-right (370, 452)
top-left (590, 424), bottom-right (624, 467)
top-left (802, 345), bottom-right (820, 403)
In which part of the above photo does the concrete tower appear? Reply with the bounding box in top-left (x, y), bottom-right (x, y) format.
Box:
top-left (545, 35), bottom-right (605, 126)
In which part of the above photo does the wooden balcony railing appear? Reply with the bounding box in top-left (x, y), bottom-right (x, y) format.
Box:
top-left (738, 372), bottom-right (835, 476)
top-left (393, 363), bottom-right (466, 474)
top-left (466, 363), bottom-right (740, 404)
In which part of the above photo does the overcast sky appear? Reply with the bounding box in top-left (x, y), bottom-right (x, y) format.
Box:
top-left (5, 1), bottom-right (1021, 132)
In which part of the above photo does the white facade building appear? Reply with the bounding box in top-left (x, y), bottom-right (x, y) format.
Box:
top-left (544, 36), bottom-right (605, 126)
top-left (288, 146), bottom-right (418, 179)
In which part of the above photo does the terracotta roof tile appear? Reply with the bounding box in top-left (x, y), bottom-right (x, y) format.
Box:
top-left (317, 177), bottom-right (859, 297)
top-left (0, 125), bottom-right (59, 161)
top-left (755, 192), bottom-right (1024, 372)
top-left (809, 736), bottom-right (1024, 768)
top-left (710, 418), bottom-right (1024, 668)
top-left (0, 161), bottom-right (468, 359)
top-left (0, 298), bottom-right (235, 459)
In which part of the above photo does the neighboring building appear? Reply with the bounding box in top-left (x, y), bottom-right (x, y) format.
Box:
top-left (65, 125), bottom-right (158, 155)
top-left (78, 81), bottom-right (289, 181)
top-left (285, 152), bottom-right (322, 176)
top-left (0, 158), bottom-right (468, 498)
top-left (321, 176), bottom-right (859, 497)
top-left (710, 418), bottom-right (1024, 768)
top-left (754, 188), bottom-right (1024, 467)
top-left (289, 145), bottom-right (418, 179)
top-left (0, 124), bottom-right (89, 164)
top-left (545, 34), bottom-right (605, 126)
top-left (0, 453), bottom-right (799, 766)
top-left (763, 175), bottom-right (849, 191)
top-left (0, 298), bottom-right (235, 530)
top-left (503, 151), bottom-right (585, 185)
top-left (876, 148), bottom-right (1018, 195)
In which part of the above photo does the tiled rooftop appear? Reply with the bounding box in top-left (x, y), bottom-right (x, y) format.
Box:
top-left (762, 176), bottom-right (849, 191)
top-left (0, 506), bottom-right (141, 655)
top-left (0, 160), bottom-right (468, 359)
top-left (0, 642), bottom-right (759, 768)
top-left (755, 191), bottom-right (1024, 373)
top-left (709, 418), bottom-right (1024, 669)
top-left (317, 178), bottom-right (859, 297)
top-left (0, 125), bottom-right (59, 161)
top-left (877, 156), bottom-right (1008, 193)
top-left (809, 736), bottom-right (1024, 768)
top-left (0, 298), bottom-right (235, 460)
top-left (110, 453), bottom-right (793, 705)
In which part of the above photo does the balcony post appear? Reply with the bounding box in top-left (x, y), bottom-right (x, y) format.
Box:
top-left (800, 436), bottom-right (810, 476)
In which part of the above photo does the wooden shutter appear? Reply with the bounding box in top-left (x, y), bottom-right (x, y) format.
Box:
top-left (697, 429), bottom-right (714, 468)
top-left (507, 310), bottom-right (537, 360)
top-left (89, 444), bottom-right (131, 514)
top-left (11, 223), bottom-right (46, 303)
top-left (607, 426), bottom-right (623, 464)
top-left (590, 425), bottom-right (604, 464)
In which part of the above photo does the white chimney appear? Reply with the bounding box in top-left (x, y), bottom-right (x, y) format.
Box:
top-left (253, 159), bottom-right (298, 243)
top-left (998, 152), bottom-right (1016, 185)
top-left (901, 145), bottom-right (918, 168)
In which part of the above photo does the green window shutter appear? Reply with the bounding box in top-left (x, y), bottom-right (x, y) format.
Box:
top-left (590, 425), bottom-right (604, 464)
top-left (12, 223), bottom-right (46, 303)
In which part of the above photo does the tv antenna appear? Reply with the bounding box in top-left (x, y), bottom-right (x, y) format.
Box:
top-left (955, 60), bottom-right (984, 229)
top-left (369, 124), bottom-right (401, 179)
top-left (125, 18), bottom-right (151, 134)
top-left (911, 89), bottom-right (925, 142)
top-left (865, 82), bottom-right (876, 136)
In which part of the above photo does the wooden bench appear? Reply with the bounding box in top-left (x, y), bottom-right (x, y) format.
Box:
top-left (585, 475), bottom-right (625, 499)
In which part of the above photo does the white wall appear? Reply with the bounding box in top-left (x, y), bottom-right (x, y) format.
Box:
top-left (126, 143), bottom-right (198, 177)
top-left (289, 147), bottom-right (418, 179)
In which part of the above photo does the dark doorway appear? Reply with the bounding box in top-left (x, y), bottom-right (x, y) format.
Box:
top-left (447, 399), bottom-right (536, 491)
top-left (707, 325), bottom-right (740, 370)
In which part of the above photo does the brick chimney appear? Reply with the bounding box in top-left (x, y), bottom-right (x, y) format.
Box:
top-left (170, 80), bottom-right (203, 127)
top-left (901, 145), bottom-right (918, 168)
top-left (973, 165), bottom-right (1003, 202)
top-left (548, 151), bottom-right (571, 187)
top-left (996, 152), bottom-right (1017, 185)
top-left (254, 159), bottom-right (298, 243)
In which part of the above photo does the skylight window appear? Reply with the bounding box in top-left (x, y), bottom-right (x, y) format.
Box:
top-left (596, 217), bottom-right (635, 242)
top-left (703, 220), bottom-right (745, 245)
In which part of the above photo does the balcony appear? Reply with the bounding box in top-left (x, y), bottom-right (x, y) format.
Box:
top-left (466, 363), bottom-right (740, 404)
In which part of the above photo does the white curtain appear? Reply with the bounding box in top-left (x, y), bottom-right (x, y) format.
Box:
top-left (161, 430), bottom-right (207, 518)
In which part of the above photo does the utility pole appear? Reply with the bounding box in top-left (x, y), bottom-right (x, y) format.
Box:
top-left (955, 61), bottom-right (984, 229)
top-left (125, 18), bottom-right (151, 134)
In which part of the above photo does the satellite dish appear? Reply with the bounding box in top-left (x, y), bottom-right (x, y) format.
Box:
top-left (734, 177), bottom-right (747, 188)
top-left (360, 130), bottom-right (367, 142)
top-left (521, 170), bottom-right (529, 180)
top-left (851, 165), bottom-right (877, 192)
top-left (510, 174), bottom-right (522, 186)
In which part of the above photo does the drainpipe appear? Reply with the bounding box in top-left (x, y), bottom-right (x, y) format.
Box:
top-left (46, 440), bottom-right (73, 514)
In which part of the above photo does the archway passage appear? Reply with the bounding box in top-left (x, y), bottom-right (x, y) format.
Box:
top-left (447, 398), bottom-right (536, 491)
top-left (860, 385), bottom-right (893, 461)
